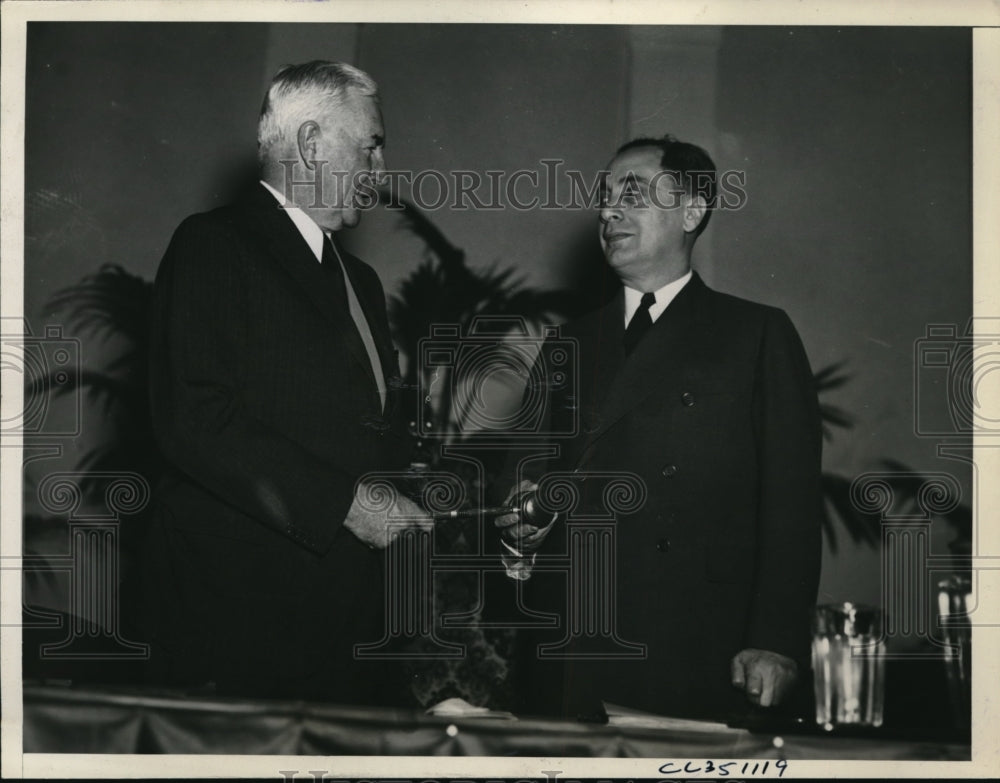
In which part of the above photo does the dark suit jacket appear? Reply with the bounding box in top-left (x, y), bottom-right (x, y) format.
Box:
top-left (513, 272), bottom-right (823, 720)
top-left (140, 184), bottom-right (410, 701)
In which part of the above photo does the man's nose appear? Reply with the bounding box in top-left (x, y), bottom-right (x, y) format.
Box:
top-left (599, 203), bottom-right (622, 224)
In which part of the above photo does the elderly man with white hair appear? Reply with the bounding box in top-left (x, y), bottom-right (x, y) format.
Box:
top-left (140, 61), bottom-right (430, 703)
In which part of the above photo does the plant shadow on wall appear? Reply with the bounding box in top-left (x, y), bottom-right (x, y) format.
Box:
top-left (20, 187), bottom-right (162, 682)
top-left (31, 196), bottom-right (971, 705)
top-left (382, 193), bottom-right (572, 708)
top-left (20, 264), bottom-right (160, 683)
top-left (813, 362), bottom-right (971, 560)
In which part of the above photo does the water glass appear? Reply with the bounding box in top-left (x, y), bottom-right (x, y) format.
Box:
top-left (811, 603), bottom-right (886, 729)
top-left (937, 575), bottom-right (972, 729)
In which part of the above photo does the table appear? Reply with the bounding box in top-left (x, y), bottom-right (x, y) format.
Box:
top-left (21, 683), bottom-right (969, 759)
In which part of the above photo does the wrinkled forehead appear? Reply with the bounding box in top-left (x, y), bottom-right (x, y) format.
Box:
top-left (326, 90), bottom-right (384, 136)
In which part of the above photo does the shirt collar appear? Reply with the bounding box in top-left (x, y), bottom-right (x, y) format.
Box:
top-left (624, 269), bottom-right (693, 325)
top-left (260, 179), bottom-right (328, 263)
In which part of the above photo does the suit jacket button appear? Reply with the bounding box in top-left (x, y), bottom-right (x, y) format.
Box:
top-left (661, 464), bottom-right (678, 478)
top-left (681, 392), bottom-right (696, 406)
top-left (656, 538), bottom-right (671, 552)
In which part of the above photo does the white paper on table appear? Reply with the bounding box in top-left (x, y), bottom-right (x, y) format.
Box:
top-left (603, 701), bottom-right (733, 732)
top-left (425, 696), bottom-right (517, 720)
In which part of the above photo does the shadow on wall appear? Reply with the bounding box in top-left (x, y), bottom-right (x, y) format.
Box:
top-left (206, 154), bottom-right (263, 208)
top-left (555, 224), bottom-right (621, 318)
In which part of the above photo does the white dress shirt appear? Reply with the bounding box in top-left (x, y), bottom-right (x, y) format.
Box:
top-left (623, 269), bottom-right (693, 327)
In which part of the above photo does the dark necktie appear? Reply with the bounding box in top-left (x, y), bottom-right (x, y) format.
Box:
top-left (623, 291), bottom-right (656, 356)
top-left (321, 233), bottom-right (349, 308)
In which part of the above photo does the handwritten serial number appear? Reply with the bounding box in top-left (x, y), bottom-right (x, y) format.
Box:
top-left (658, 759), bottom-right (788, 777)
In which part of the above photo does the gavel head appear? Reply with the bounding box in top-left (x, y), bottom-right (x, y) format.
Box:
top-left (517, 491), bottom-right (560, 526)
top-left (520, 493), bottom-right (540, 523)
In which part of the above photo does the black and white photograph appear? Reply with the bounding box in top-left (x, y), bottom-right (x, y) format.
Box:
top-left (1, 0), bottom-right (998, 778)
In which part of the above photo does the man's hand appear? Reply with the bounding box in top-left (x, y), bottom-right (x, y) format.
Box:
top-left (343, 483), bottom-right (432, 549)
top-left (494, 479), bottom-right (555, 555)
top-left (730, 648), bottom-right (798, 708)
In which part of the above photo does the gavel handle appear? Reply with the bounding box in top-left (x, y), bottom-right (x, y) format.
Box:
top-left (433, 506), bottom-right (517, 520)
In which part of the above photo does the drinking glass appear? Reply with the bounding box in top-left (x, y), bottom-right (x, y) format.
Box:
top-left (937, 575), bottom-right (972, 730)
top-left (811, 602), bottom-right (886, 729)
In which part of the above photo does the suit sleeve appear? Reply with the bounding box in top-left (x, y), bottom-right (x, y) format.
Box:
top-left (745, 309), bottom-right (823, 664)
top-left (149, 216), bottom-right (358, 555)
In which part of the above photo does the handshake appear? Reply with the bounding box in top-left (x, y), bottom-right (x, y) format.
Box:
top-left (342, 477), bottom-right (558, 555)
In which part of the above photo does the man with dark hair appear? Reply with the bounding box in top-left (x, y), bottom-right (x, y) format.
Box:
top-left (614, 135), bottom-right (718, 236)
top-left (141, 61), bottom-right (430, 703)
top-left (497, 135), bottom-right (822, 721)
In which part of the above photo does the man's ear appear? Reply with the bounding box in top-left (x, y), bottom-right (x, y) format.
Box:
top-left (297, 121), bottom-right (321, 170)
top-left (683, 195), bottom-right (707, 234)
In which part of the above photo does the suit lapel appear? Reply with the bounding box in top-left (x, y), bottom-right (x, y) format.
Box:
top-left (341, 251), bottom-right (402, 417)
top-left (578, 293), bottom-right (626, 414)
top-left (579, 273), bottom-right (711, 456)
top-left (240, 186), bottom-right (385, 405)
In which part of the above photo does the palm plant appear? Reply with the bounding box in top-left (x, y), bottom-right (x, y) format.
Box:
top-left (814, 361), bottom-right (879, 552)
top-left (41, 264), bottom-right (163, 502)
top-left (379, 195), bottom-right (573, 707)
top-left (383, 193), bottom-right (570, 450)
top-left (814, 362), bottom-right (970, 554)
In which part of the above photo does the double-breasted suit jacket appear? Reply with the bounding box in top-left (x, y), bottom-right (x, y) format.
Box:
top-left (141, 184), bottom-right (410, 700)
top-left (515, 272), bottom-right (823, 720)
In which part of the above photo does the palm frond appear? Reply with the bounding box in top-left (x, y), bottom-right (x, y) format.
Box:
top-left (46, 264), bottom-right (153, 344)
top-left (33, 368), bottom-right (130, 414)
top-left (383, 193), bottom-right (467, 273)
top-left (877, 457), bottom-right (971, 542)
top-left (821, 472), bottom-right (881, 551)
top-left (30, 264), bottom-right (160, 504)
top-left (814, 361), bottom-right (852, 392)
top-left (387, 198), bottom-right (572, 397)
top-left (819, 403), bottom-right (854, 442)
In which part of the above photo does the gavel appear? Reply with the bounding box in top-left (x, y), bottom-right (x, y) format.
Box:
top-left (431, 491), bottom-right (556, 526)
